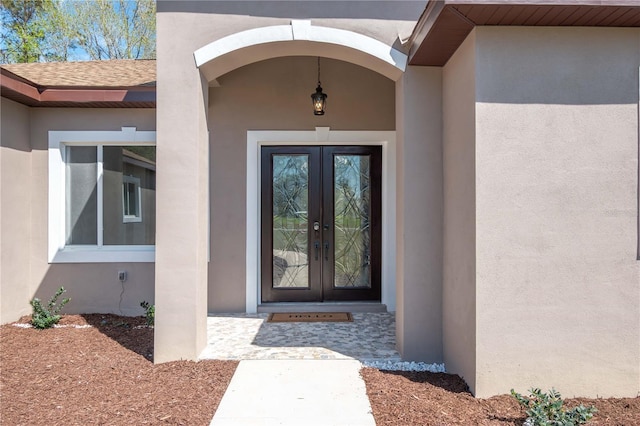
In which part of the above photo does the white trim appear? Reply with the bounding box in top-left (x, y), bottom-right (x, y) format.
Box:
top-left (194, 20), bottom-right (407, 82)
top-left (246, 129), bottom-right (396, 313)
top-left (51, 246), bottom-right (155, 263)
top-left (48, 128), bottom-right (156, 263)
top-left (195, 25), bottom-right (293, 67)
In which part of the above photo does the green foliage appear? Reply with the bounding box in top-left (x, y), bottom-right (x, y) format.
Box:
top-left (140, 300), bottom-right (154, 326)
top-left (1, 0), bottom-right (155, 63)
top-left (0, 0), bottom-right (49, 62)
top-left (30, 286), bottom-right (70, 329)
top-left (511, 388), bottom-right (597, 426)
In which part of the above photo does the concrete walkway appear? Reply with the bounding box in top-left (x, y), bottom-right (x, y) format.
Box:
top-left (203, 313), bottom-right (395, 425)
top-left (210, 359), bottom-right (375, 426)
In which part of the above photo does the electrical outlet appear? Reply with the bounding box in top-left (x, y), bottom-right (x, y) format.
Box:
top-left (118, 271), bottom-right (127, 282)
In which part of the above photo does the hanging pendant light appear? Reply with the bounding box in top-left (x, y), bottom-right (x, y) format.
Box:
top-left (311, 57), bottom-right (327, 115)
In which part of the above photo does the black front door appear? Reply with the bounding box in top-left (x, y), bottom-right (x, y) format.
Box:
top-left (261, 146), bottom-right (382, 302)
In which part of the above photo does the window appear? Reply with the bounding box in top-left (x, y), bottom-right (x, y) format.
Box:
top-left (49, 128), bottom-right (156, 263)
top-left (122, 175), bottom-right (142, 223)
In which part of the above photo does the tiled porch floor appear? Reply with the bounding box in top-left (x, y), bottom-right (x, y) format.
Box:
top-left (199, 312), bottom-right (401, 362)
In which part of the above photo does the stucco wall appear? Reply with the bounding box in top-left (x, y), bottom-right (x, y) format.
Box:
top-left (208, 56), bottom-right (395, 312)
top-left (442, 30), bottom-right (477, 394)
top-left (473, 26), bottom-right (640, 398)
top-left (1, 98), bottom-right (33, 323)
top-left (0, 106), bottom-right (156, 322)
top-left (157, 1), bottom-right (422, 47)
top-left (395, 66), bottom-right (443, 362)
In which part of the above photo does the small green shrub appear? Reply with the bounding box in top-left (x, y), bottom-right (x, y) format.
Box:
top-left (30, 287), bottom-right (71, 329)
top-left (140, 301), bottom-right (154, 326)
top-left (511, 388), bottom-right (597, 426)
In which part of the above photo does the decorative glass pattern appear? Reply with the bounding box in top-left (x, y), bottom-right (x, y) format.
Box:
top-left (272, 155), bottom-right (309, 288)
top-left (333, 155), bottom-right (371, 288)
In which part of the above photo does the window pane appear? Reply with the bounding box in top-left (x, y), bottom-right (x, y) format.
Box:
top-left (103, 146), bottom-right (156, 245)
top-left (66, 146), bottom-right (97, 245)
top-left (124, 181), bottom-right (138, 216)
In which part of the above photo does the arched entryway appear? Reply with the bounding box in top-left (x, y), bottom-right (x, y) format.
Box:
top-left (193, 20), bottom-right (407, 83)
top-left (155, 19), bottom-right (444, 366)
top-left (190, 21), bottom-right (406, 317)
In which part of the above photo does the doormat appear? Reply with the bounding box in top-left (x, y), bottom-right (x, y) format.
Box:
top-left (267, 312), bottom-right (353, 323)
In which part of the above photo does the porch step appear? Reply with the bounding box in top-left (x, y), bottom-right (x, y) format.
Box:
top-left (257, 302), bottom-right (388, 313)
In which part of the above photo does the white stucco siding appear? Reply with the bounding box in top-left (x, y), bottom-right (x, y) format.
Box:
top-left (473, 26), bottom-right (640, 398)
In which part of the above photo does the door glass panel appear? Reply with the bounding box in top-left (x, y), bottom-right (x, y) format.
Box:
top-left (272, 155), bottom-right (309, 288)
top-left (333, 155), bottom-right (371, 288)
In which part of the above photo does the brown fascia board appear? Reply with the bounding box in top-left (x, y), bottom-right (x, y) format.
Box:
top-left (408, 0), bottom-right (640, 66)
top-left (1, 68), bottom-right (42, 99)
top-left (443, 0), bottom-right (640, 5)
top-left (1, 68), bottom-right (156, 107)
top-left (408, 0), bottom-right (448, 61)
top-left (409, 4), bottom-right (474, 66)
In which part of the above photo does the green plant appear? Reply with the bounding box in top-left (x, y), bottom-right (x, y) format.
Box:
top-left (511, 388), bottom-right (597, 426)
top-left (30, 287), bottom-right (71, 329)
top-left (140, 301), bottom-right (154, 326)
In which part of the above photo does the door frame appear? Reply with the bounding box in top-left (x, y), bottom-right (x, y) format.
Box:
top-left (246, 128), bottom-right (396, 313)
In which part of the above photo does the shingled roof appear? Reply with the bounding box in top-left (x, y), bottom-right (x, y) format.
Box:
top-left (1, 59), bottom-right (156, 108)
top-left (2, 59), bottom-right (155, 87)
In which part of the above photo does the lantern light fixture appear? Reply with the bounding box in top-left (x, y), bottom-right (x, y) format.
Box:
top-left (311, 57), bottom-right (327, 115)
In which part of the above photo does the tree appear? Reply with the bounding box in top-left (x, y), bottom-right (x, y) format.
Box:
top-left (67, 0), bottom-right (156, 60)
top-left (0, 0), bottom-right (156, 63)
top-left (0, 0), bottom-right (49, 63)
top-left (39, 0), bottom-right (77, 62)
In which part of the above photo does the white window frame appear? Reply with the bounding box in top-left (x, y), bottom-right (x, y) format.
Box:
top-left (122, 175), bottom-right (142, 223)
top-left (48, 127), bottom-right (156, 263)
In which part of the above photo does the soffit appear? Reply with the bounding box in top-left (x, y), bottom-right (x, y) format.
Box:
top-left (410, 1), bottom-right (640, 66)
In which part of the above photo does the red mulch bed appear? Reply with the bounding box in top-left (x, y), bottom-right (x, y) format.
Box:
top-left (361, 368), bottom-right (640, 426)
top-left (3, 314), bottom-right (639, 426)
top-left (1, 314), bottom-right (238, 426)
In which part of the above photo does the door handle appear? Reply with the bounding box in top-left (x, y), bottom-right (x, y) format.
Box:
top-left (324, 241), bottom-right (329, 261)
top-left (314, 241), bottom-right (320, 260)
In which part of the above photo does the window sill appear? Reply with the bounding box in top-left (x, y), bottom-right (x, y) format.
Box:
top-left (49, 246), bottom-right (155, 263)
top-left (123, 216), bottom-right (142, 223)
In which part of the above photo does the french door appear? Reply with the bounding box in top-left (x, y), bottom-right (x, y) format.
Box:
top-left (261, 146), bottom-right (382, 302)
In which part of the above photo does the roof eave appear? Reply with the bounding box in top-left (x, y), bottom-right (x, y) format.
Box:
top-left (1, 68), bottom-right (156, 108)
top-left (408, 0), bottom-right (640, 67)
